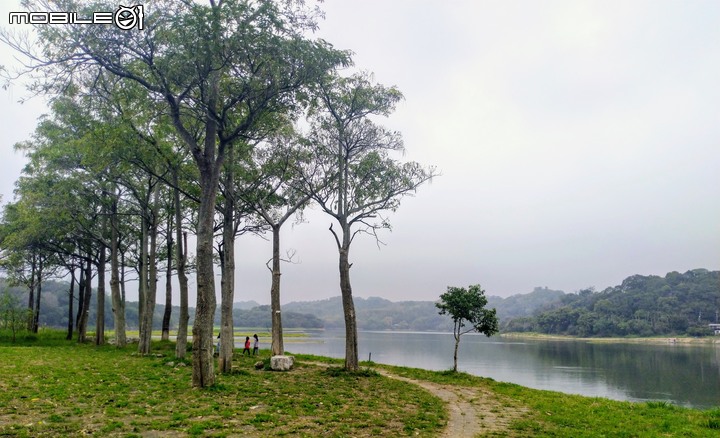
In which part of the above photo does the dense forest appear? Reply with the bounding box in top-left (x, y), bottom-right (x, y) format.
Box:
top-left (505, 269), bottom-right (720, 337)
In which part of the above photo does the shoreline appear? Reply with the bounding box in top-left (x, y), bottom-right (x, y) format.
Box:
top-left (501, 332), bottom-right (720, 345)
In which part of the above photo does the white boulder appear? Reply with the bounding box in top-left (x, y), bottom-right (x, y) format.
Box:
top-left (270, 355), bottom-right (295, 371)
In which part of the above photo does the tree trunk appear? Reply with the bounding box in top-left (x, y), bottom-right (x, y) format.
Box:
top-left (219, 221), bottom-right (235, 373)
top-left (27, 253), bottom-right (36, 331)
top-left (270, 224), bottom-right (284, 356)
top-left (139, 184), bottom-right (160, 354)
top-left (110, 192), bottom-right (126, 347)
top-left (147, 201), bottom-right (159, 334)
top-left (120, 250), bottom-right (126, 305)
top-left (339, 238), bottom-right (359, 371)
top-left (173, 176), bottom-right (189, 360)
top-left (66, 268), bottom-right (75, 340)
top-left (137, 214), bottom-right (148, 351)
top-left (76, 265), bottom-right (85, 330)
top-left (335, 136), bottom-right (359, 371)
top-left (32, 255), bottom-right (43, 333)
top-left (191, 68), bottom-right (221, 388)
top-left (95, 245), bottom-right (106, 345)
top-left (192, 169), bottom-right (219, 387)
top-left (138, 213), bottom-right (148, 335)
top-left (219, 145), bottom-right (236, 373)
top-left (77, 256), bottom-right (92, 343)
top-left (453, 328), bottom-right (460, 372)
top-left (161, 209), bottom-right (173, 342)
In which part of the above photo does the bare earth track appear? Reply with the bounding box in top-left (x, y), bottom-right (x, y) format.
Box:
top-left (307, 362), bottom-right (529, 437)
top-left (378, 369), bottom-right (529, 437)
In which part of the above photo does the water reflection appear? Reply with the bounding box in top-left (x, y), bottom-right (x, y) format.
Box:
top-left (282, 330), bottom-right (720, 409)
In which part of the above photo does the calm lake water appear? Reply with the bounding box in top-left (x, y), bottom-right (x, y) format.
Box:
top-left (279, 330), bottom-right (720, 410)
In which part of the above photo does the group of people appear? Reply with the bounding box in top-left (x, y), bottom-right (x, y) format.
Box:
top-left (243, 334), bottom-right (259, 356)
top-left (215, 333), bottom-right (259, 356)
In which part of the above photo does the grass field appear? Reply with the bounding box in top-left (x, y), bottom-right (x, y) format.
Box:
top-left (0, 330), bottom-right (444, 437)
top-left (1, 329), bottom-right (719, 437)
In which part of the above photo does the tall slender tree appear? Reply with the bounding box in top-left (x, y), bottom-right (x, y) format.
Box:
top-left (161, 195), bottom-right (174, 342)
top-left (108, 185), bottom-right (127, 347)
top-left (304, 73), bottom-right (437, 370)
top-left (240, 136), bottom-right (313, 355)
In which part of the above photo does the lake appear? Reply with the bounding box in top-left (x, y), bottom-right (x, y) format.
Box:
top-left (278, 330), bottom-right (720, 410)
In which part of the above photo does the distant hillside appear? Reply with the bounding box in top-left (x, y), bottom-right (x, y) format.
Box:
top-left (505, 269), bottom-right (720, 337)
top-left (11, 269), bottom-right (713, 337)
top-left (285, 297), bottom-right (450, 331)
top-left (283, 288), bottom-right (564, 332)
top-left (233, 301), bottom-right (261, 310)
top-left (0, 279), bottom-right (321, 330)
top-left (488, 287), bottom-right (565, 326)
top-left (229, 305), bottom-right (323, 329)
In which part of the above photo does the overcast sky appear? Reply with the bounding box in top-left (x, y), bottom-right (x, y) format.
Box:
top-left (1, 1), bottom-right (718, 305)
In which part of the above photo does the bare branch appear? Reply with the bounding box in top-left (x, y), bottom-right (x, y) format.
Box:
top-left (328, 223), bottom-right (341, 251)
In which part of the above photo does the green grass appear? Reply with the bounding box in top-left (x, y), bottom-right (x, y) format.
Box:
top-left (0, 330), bottom-right (444, 437)
top-left (2, 330), bottom-right (720, 437)
top-left (0, 327), bottom-right (69, 345)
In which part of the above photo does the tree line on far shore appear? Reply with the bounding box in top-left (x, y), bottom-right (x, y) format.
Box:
top-left (505, 269), bottom-right (719, 337)
top-left (5, 269), bottom-right (714, 338)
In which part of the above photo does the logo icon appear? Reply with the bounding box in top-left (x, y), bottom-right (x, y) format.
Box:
top-left (114, 5), bottom-right (144, 30)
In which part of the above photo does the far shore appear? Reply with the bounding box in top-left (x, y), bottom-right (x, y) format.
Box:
top-left (501, 332), bottom-right (720, 345)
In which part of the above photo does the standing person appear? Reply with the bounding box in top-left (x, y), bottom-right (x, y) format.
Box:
top-left (243, 336), bottom-right (251, 356)
top-left (252, 334), bottom-right (259, 355)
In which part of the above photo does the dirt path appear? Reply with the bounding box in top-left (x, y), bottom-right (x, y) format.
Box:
top-left (305, 362), bottom-right (529, 437)
top-left (378, 369), bottom-right (528, 437)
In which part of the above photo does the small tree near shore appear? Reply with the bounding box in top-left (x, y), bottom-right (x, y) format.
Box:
top-left (437, 284), bottom-right (499, 372)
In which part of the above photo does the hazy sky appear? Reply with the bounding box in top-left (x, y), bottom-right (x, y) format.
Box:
top-left (1, 1), bottom-right (718, 305)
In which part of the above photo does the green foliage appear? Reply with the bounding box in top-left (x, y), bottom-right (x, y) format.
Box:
top-left (321, 366), bottom-right (380, 378)
top-left (510, 269), bottom-right (720, 337)
top-left (0, 288), bottom-right (31, 342)
top-left (437, 284), bottom-right (499, 371)
top-left (706, 409), bottom-right (720, 429)
top-left (437, 284), bottom-right (499, 337)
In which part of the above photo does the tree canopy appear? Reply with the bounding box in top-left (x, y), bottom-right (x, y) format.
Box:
top-left (0, 0), bottom-right (436, 382)
top-left (437, 284), bottom-right (498, 372)
top-left (506, 269), bottom-right (720, 337)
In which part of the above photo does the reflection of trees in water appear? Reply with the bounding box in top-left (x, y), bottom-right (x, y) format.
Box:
top-left (533, 341), bottom-right (720, 408)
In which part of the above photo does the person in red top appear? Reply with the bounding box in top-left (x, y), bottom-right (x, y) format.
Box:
top-left (243, 336), bottom-right (251, 355)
